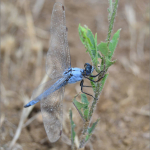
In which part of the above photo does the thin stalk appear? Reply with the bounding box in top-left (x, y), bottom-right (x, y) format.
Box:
top-left (79, 0), bottom-right (119, 147)
top-left (106, 0), bottom-right (119, 45)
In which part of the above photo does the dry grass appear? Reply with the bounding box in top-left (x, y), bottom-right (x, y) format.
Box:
top-left (0, 0), bottom-right (149, 150)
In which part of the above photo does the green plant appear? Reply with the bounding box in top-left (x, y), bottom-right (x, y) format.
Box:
top-left (70, 0), bottom-right (120, 149)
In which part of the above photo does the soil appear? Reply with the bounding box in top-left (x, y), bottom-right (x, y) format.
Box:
top-left (1, 0), bottom-right (149, 150)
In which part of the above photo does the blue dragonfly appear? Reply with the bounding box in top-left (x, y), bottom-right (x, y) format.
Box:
top-left (24, 2), bottom-right (105, 143)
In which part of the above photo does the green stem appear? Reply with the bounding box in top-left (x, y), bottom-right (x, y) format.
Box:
top-left (106, 0), bottom-right (119, 45)
top-left (79, 0), bottom-right (119, 147)
top-left (89, 57), bottom-right (106, 121)
top-left (88, 82), bottom-right (101, 121)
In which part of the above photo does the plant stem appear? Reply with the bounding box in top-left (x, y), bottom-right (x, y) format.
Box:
top-left (88, 81), bottom-right (101, 121)
top-left (106, 0), bottom-right (119, 45)
top-left (79, 0), bottom-right (119, 147)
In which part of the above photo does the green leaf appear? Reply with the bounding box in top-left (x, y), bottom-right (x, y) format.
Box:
top-left (81, 94), bottom-right (89, 120)
top-left (106, 58), bottom-right (117, 68)
top-left (85, 134), bottom-right (90, 142)
top-left (95, 33), bottom-right (97, 51)
top-left (78, 24), bottom-right (98, 66)
top-left (78, 24), bottom-right (95, 51)
top-left (87, 29), bottom-right (95, 50)
top-left (73, 96), bottom-right (90, 121)
top-left (108, 29), bottom-right (121, 59)
top-left (83, 109), bottom-right (89, 121)
top-left (73, 99), bottom-right (85, 111)
top-left (85, 119), bottom-right (100, 142)
top-left (89, 76), bottom-right (96, 92)
top-left (73, 98), bottom-right (84, 119)
top-left (97, 42), bottom-right (109, 56)
top-left (88, 119), bottom-right (100, 134)
top-left (81, 94), bottom-right (89, 105)
top-left (78, 24), bottom-right (86, 45)
top-left (98, 53), bottom-right (102, 59)
top-left (69, 110), bottom-right (76, 147)
top-left (99, 74), bottom-right (109, 92)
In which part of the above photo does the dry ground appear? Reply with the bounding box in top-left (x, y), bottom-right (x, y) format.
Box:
top-left (1, 0), bottom-right (149, 150)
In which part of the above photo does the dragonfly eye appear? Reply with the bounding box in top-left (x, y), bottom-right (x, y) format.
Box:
top-left (84, 63), bottom-right (92, 76)
top-left (84, 63), bottom-right (90, 68)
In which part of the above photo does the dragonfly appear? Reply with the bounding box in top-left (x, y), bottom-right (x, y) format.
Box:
top-left (24, 2), bottom-right (105, 143)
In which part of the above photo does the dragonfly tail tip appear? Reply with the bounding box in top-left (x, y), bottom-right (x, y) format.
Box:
top-left (24, 104), bottom-right (30, 108)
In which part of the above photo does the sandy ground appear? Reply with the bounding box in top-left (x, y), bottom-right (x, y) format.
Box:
top-left (0, 0), bottom-right (149, 150)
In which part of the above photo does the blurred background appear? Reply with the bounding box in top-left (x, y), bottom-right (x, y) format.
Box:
top-left (0, 0), bottom-right (149, 150)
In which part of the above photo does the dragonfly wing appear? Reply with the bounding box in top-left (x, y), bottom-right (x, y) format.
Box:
top-left (46, 2), bottom-right (71, 79)
top-left (24, 75), bottom-right (68, 107)
top-left (41, 86), bottom-right (64, 142)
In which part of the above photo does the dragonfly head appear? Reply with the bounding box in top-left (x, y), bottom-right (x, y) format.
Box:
top-left (83, 63), bottom-right (94, 76)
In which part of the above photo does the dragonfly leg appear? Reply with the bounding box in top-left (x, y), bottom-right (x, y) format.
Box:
top-left (84, 74), bottom-right (104, 83)
top-left (89, 70), bottom-right (105, 78)
top-left (80, 79), bottom-right (92, 88)
top-left (80, 80), bottom-right (96, 99)
top-left (85, 58), bottom-right (106, 82)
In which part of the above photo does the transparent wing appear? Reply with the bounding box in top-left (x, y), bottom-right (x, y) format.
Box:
top-left (46, 2), bottom-right (71, 79)
top-left (24, 75), bottom-right (68, 107)
top-left (41, 86), bottom-right (64, 142)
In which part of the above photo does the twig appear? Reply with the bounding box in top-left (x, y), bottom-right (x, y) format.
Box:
top-left (9, 95), bottom-right (33, 149)
top-left (9, 73), bottom-right (49, 149)
top-left (132, 108), bottom-right (150, 117)
top-left (32, 0), bottom-right (45, 19)
top-left (23, 112), bottom-right (41, 127)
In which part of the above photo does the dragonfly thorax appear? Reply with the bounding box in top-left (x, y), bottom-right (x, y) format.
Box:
top-left (67, 68), bottom-right (84, 84)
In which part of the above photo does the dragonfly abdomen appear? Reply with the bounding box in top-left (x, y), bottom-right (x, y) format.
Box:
top-left (24, 78), bottom-right (68, 108)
